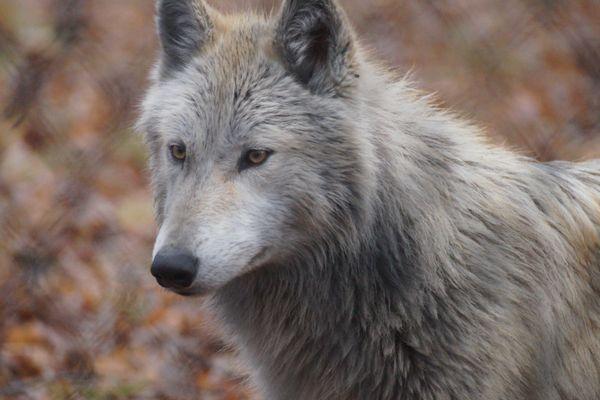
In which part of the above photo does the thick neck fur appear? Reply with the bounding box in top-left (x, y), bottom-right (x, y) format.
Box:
top-left (212, 62), bottom-right (600, 400)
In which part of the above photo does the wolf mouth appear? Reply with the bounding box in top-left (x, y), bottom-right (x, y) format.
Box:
top-left (247, 247), bottom-right (269, 270)
top-left (164, 248), bottom-right (272, 297)
top-left (172, 288), bottom-right (205, 297)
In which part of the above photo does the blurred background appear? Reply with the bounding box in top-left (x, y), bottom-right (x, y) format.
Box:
top-left (0, 0), bottom-right (598, 399)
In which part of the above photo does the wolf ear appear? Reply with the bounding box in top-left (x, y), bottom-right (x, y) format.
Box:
top-left (157, 0), bottom-right (213, 72)
top-left (275, 0), bottom-right (357, 95)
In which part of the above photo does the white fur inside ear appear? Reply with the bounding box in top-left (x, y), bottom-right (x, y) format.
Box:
top-left (157, 0), bottom-right (213, 72)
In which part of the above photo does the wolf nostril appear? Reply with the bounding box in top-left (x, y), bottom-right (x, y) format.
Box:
top-left (151, 248), bottom-right (198, 289)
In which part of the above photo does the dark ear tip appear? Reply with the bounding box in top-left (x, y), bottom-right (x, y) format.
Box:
top-left (276, 0), bottom-right (354, 93)
top-left (157, 0), bottom-right (212, 72)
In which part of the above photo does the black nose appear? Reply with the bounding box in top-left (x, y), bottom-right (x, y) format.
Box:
top-left (151, 248), bottom-right (198, 289)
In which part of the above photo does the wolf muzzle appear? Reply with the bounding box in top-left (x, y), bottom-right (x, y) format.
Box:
top-left (151, 247), bottom-right (198, 290)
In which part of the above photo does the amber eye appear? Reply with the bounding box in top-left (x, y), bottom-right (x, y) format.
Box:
top-left (169, 144), bottom-right (187, 162)
top-left (245, 149), bottom-right (270, 167)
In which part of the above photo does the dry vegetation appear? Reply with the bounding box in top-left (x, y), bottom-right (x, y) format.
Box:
top-left (0, 0), bottom-right (598, 399)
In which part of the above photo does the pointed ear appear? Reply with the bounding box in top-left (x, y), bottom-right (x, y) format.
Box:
top-left (157, 0), bottom-right (213, 73)
top-left (275, 0), bottom-right (357, 95)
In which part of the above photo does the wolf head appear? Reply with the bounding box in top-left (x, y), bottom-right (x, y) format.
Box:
top-left (138, 0), bottom-right (376, 295)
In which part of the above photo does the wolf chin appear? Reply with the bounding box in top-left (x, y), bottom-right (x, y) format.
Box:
top-left (137, 0), bottom-right (600, 398)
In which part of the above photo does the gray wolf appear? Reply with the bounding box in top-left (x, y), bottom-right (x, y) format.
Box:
top-left (137, 0), bottom-right (600, 398)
